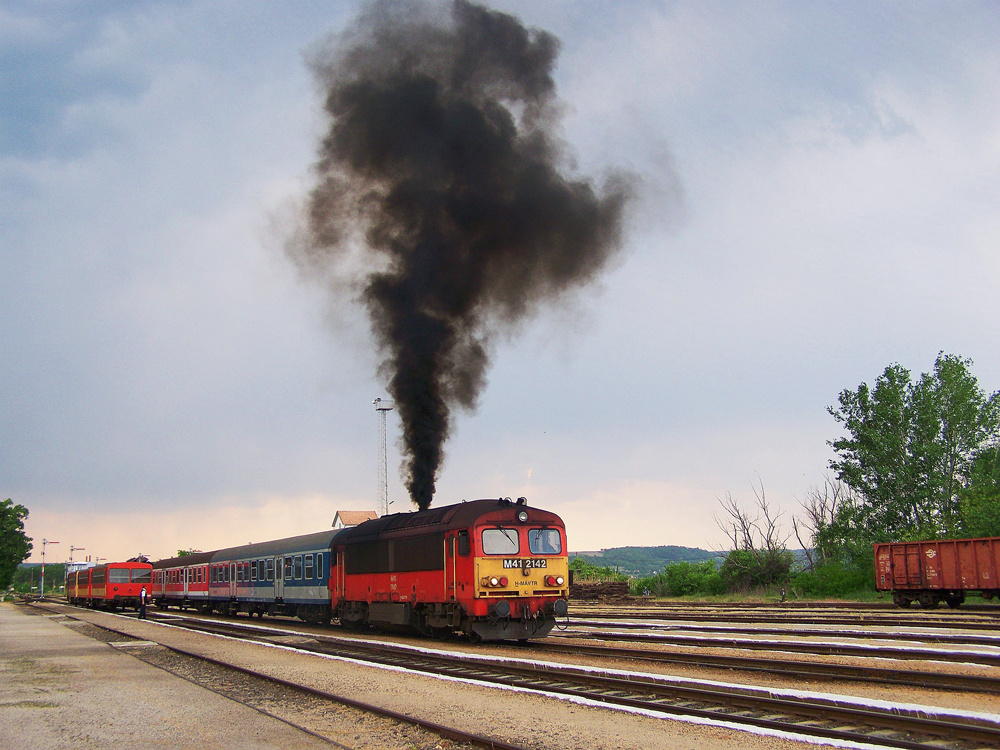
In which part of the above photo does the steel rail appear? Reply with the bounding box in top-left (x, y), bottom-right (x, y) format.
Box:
top-left (553, 627), bottom-right (1000, 667)
top-left (568, 618), bottom-right (1000, 647)
top-left (569, 608), bottom-right (1000, 630)
top-left (530, 637), bottom-right (1000, 693)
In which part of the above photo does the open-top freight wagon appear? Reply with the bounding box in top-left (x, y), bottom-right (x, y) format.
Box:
top-left (875, 536), bottom-right (1000, 608)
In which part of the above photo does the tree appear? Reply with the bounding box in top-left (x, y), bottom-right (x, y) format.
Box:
top-left (792, 475), bottom-right (854, 571)
top-left (1, 499), bottom-right (33, 590)
top-left (959, 447), bottom-right (1000, 537)
top-left (715, 479), bottom-right (793, 593)
top-left (828, 353), bottom-right (1000, 552)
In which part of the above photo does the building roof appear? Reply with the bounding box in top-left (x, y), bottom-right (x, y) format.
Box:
top-left (333, 510), bottom-right (379, 528)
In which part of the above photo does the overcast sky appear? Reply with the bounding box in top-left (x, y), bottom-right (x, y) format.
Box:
top-left (5, 1), bottom-right (999, 564)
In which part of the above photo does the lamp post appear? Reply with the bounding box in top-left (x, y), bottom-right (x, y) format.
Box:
top-left (374, 398), bottom-right (394, 518)
top-left (40, 539), bottom-right (59, 599)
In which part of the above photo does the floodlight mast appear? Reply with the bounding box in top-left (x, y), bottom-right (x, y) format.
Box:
top-left (373, 398), bottom-right (394, 518)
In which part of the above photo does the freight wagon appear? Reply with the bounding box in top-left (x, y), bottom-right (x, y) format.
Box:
top-left (874, 537), bottom-right (1000, 608)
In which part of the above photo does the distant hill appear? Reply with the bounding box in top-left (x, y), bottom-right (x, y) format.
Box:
top-left (570, 546), bottom-right (722, 577)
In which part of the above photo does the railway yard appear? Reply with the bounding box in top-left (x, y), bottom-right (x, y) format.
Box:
top-left (3, 598), bottom-right (1000, 750)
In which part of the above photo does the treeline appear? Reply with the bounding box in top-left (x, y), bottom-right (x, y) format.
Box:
top-left (570, 545), bottom-right (719, 577)
top-left (8, 563), bottom-right (67, 595)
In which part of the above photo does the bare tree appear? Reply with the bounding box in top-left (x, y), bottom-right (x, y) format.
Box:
top-left (715, 477), bottom-right (791, 554)
top-left (792, 475), bottom-right (854, 571)
top-left (714, 478), bottom-right (793, 593)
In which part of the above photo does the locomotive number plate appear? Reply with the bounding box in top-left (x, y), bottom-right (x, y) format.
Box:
top-left (502, 559), bottom-right (547, 569)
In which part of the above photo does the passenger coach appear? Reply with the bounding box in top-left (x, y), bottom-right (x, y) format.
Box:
top-left (208, 530), bottom-right (338, 622)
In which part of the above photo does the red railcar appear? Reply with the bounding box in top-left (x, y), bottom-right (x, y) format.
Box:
top-left (331, 497), bottom-right (569, 641)
top-left (70, 560), bottom-right (153, 611)
top-left (875, 537), bottom-right (1000, 608)
top-left (66, 567), bottom-right (92, 605)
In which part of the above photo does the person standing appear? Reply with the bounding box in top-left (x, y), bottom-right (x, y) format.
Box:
top-left (139, 585), bottom-right (148, 619)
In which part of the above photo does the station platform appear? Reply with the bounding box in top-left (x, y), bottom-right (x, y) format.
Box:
top-left (0, 601), bottom-right (334, 749)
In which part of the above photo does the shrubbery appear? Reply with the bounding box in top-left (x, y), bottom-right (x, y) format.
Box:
top-left (630, 560), bottom-right (725, 597)
top-left (790, 561), bottom-right (874, 598)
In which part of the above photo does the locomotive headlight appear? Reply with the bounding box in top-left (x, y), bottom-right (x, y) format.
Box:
top-left (489, 576), bottom-right (500, 587)
top-left (517, 510), bottom-right (528, 522)
top-left (555, 576), bottom-right (564, 586)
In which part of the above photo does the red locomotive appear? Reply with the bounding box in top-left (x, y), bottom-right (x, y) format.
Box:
top-left (875, 536), bottom-right (1000, 608)
top-left (66, 560), bottom-right (152, 611)
top-left (332, 497), bottom-right (569, 641)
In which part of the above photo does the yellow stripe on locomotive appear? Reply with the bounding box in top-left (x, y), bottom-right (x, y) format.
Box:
top-left (475, 555), bottom-right (569, 598)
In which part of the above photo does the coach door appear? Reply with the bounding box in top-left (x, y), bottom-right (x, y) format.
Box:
top-left (274, 556), bottom-right (284, 599)
top-left (230, 563), bottom-right (237, 598)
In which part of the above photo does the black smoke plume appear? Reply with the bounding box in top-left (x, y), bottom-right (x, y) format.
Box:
top-left (295, 1), bottom-right (633, 510)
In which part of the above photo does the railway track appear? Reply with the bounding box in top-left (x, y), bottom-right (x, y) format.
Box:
top-left (531, 637), bottom-right (1000, 693)
top-left (137, 610), bottom-right (1000, 750)
top-left (568, 618), bottom-right (1000, 648)
top-left (570, 606), bottom-right (1000, 631)
top-left (554, 626), bottom-right (1000, 667)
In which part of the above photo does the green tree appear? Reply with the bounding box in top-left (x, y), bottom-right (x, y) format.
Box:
top-left (1, 499), bottom-right (33, 590)
top-left (828, 353), bottom-right (1000, 555)
top-left (959, 447), bottom-right (1000, 536)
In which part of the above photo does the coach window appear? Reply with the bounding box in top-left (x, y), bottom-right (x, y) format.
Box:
top-left (293, 555), bottom-right (303, 580)
top-left (285, 557), bottom-right (293, 579)
top-left (250, 562), bottom-right (257, 582)
top-left (133, 568), bottom-right (151, 584)
top-left (305, 554), bottom-right (314, 579)
top-left (266, 559), bottom-right (274, 581)
top-left (316, 553), bottom-right (324, 579)
top-left (482, 528), bottom-right (519, 555)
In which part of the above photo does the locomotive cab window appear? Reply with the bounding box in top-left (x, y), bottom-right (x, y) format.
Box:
top-left (528, 528), bottom-right (562, 555)
top-left (482, 528), bottom-right (519, 555)
top-left (457, 531), bottom-right (470, 557)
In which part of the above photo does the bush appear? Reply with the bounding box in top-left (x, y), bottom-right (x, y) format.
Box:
top-left (569, 557), bottom-right (628, 582)
top-left (630, 560), bottom-right (725, 597)
top-left (719, 549), bottom-right (792, 594)
top-left (790, 561), bottom-right (874, 598)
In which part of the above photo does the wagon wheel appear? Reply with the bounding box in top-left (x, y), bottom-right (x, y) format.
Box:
top-left (917, 592), bottom-right (939, 609)
top-left (891, 592), bottom-right (911, 608)
top-left (945, 592), bottom-right (965, 609)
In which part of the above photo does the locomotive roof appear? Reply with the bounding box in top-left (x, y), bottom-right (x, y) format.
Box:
top-left (210, 529), bottom-right (342, 562)
top-left (335, 498), bottom-right (558, 543)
